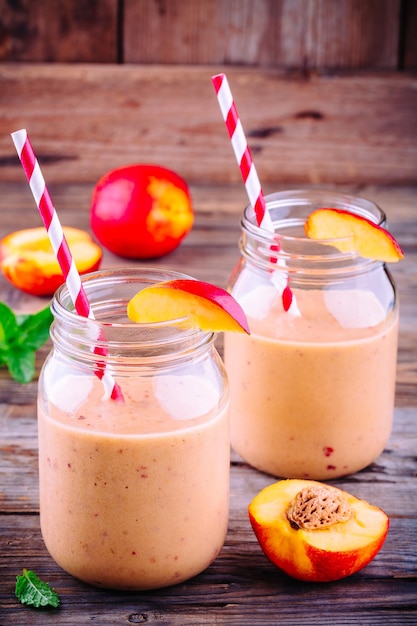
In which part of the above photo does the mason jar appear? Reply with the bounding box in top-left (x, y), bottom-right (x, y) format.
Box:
top-left (38, 268), bottom-right (230, 590)
top-left (225, 190), bottom-right (398, 480)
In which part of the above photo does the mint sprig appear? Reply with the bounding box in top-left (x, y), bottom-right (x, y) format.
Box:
top-left (15, 568), bottom-right (60, 608)
top-left (0, 302), bottom-right (53, 383)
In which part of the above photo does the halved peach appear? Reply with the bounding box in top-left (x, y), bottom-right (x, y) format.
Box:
top-left (127, 279), bottom-right (250, 334)
top-left (0, 227), bottom-right (102, 296)
top-left (248, 479), bottom-right (389, 582)
top-left (305, 208), bottom-right (404, 262)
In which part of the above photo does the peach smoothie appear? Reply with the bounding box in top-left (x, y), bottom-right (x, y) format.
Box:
top-left (225, 287), bottom-right (398, 479)
top-left (38, 374), bottom-right (229, 590)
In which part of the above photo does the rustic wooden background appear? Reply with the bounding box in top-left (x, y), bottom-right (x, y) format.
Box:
top-left (0, 0), bottom-right (416, 192)
top-left (1, 0), bottom-right (416, 69)
top-left (0, 0), bottom-right (415, 372)
top-left (0, 4), bottom-right (416, 623)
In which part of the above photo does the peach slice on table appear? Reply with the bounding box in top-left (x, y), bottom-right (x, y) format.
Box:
top-left (248, 479), bottom-right (389, 583)
top-left (0, 227), bottom-right (102, 297)
top-left (305, 208), bottom-right (404, 262)
top-left (127, 279), bottom-right (250, 334)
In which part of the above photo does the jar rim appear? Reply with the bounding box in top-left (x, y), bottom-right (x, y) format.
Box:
top-left (243, 189), bottom-right (386, 250)
top-left (239, 189), bottom-right (389, 277)
top-left (241, 189), bottom-right (388, 269)
top-left (51, 267), bottom-right (214, 354)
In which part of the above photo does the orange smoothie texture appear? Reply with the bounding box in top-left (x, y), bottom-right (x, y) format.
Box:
top-left (38, 375), bottom-right (230, 590)
top-left (225, 287), bottom-right (398, 479)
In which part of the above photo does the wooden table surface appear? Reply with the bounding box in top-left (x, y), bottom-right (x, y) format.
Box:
top-left (0, 179), bottom-right (416, 625)
top-left (0, 62), bottom-right (416, 625)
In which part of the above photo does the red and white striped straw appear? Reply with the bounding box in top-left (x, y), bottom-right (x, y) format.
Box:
top-left (211, 73), bottom-right (273, 231)
top-left (11, 129), bottom-right (123, 401)
top-left (211, 74), bottom-right (296, 313)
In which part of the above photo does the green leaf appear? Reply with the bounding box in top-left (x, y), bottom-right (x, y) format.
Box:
top-left (0, 302), bottom-right (52, 383)
top-left (15, 568), bottom-right (60, 609)
top-left (0, 302), bottom-right (19, 348)
top-left (4, 349), bottom-right (36, 384)
top-left (15, 306), bottom-right (53, 351)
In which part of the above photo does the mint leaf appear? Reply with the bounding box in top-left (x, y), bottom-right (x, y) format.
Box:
top-left (16, 306), bottom-right (53, 351)
top-left (0, 302), bottom-right (19, 348)
top-left (15, 568), bottom-right (60, 608)
top-left (0, 302), bottom-right (52, 383)
top-left (4, 349), bottom-right (36, 384)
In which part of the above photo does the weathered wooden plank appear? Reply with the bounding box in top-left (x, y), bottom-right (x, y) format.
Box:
top-left (0, 0), bottom-right (118, 63)
top-left (0, 178), bottom-right (416, 624)
top-left (404, 0), bottom-right (417, 69)
top-left (0, 0), bottom-right (402, 70)
top-left (1, 182), bottom-right (416, 224)
top-left (0, 65), bottom-right (416, 186)
top-left (124, 0), bottom-right (402, 69)
top-left (0, 513), bottom-right (416, 625)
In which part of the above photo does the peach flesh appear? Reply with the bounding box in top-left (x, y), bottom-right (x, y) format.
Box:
top-left (248, 479), bottom-right (389, 582)
top-left (127, 279), bottom-right (250, 334)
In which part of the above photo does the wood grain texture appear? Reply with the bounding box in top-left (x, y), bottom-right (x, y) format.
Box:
top-left (1, 402), bottom-right (416, 624)
top-left (0, 65), bottom-right (416, 186)
top-left (0, 142), bottom-right (416, 623)
top-left (124, 0), bottom-right (402, 69)
top-left (0, 0), bottom-right (408, 70)
top-left (403, 0), bottom-right (417, 69)
top-left (1, 507), bottom-right (415, 626)
top-left (0, 0), bottom-right (118, 63)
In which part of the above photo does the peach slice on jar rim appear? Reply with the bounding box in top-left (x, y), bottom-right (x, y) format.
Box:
top-left (127, 279), bottom-right (250, 334)
top-left (248, 479), bottom-right (389, 583)
top-left (305, 208), bottom-right (404, 263)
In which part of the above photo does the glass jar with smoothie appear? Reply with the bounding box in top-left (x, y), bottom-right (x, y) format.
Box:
top-left (38, 268), bottom-right (230, 590)
top-left (225, 190), bottom-right (399, 480)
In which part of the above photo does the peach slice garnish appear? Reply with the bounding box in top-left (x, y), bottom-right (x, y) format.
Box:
top-left (127, 279), bottom-right (250, 334)
top-left (305, 208), bottom-right (404, 262)
top-left (0, 227), bottom-right (102, 296)
top-left (248, 479), bottom-right (389, 583)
